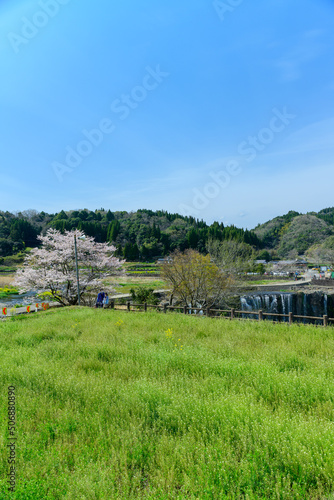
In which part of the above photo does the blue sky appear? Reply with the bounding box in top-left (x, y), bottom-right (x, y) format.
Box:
top-left (1, 0), bottom-right (334, 229)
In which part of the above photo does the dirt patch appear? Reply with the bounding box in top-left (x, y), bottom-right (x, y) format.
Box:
top-left (0, 274), bottom-right (14, 287)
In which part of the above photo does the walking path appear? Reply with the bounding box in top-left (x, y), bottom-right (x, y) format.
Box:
top-left (1, 302), bottom-right (61, 318)
top-left (255, 278), bottom-right (312, 289)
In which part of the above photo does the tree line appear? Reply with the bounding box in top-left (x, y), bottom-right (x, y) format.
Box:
top-left (0, 208), bottom-right (262, 260)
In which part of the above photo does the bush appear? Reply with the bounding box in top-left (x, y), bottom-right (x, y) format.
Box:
top-left (130, 286), bottom-right (159, 305)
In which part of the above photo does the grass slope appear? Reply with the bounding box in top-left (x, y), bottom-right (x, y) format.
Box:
top-left (1, 309), bottom-right (334, 499)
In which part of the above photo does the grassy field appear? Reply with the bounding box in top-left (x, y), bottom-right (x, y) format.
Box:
top-left (1, 309), bottom-right (334, 499)
top-left (103, 275), bottom-right (166, 294)
top-left (122, 263), bottom-right (162, 276)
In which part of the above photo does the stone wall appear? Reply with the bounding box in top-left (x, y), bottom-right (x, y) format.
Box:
top-left (311, 278), bottom-right (334, 288)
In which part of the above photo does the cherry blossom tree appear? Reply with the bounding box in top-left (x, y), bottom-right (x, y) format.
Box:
top-left (14, 228), bottom-right (124, 306)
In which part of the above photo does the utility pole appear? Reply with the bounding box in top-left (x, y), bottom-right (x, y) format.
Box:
top-left (74, 234), bottom-right (81, 306)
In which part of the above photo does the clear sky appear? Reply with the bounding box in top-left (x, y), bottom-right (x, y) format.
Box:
top-left (1, 0), bottom-right (334, 229)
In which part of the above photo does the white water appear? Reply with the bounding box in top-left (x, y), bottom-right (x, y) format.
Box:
top-left (240, 291), bottom-right (330, 323)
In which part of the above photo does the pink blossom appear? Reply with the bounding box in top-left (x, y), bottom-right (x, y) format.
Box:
top-left (14, 229), bottom-right (125, 306)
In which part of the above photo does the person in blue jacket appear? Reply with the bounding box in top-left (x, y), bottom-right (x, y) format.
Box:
top-left (96, 290), bottom-right (105, 308)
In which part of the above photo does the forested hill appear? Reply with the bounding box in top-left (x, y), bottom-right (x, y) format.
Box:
top-left (0, 208), bottom-right (261, 260)
top-left (253, 208), bottom-right (334, 258)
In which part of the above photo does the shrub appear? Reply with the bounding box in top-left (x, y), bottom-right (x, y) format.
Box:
top-left (130, 286), bottom-right (159, 305)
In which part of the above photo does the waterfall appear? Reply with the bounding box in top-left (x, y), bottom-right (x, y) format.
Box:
top-left (240, 297), bottom-right (252, 311)
top-left (264, 295), bottom-right (270, 310)
top-left (281, 294), bottom-right (285, 315)
top-left (241, 292), bottom-right (291, 321)
top-left (280, 293), bottom-right (289, 322)
top-left (241, 291), bottom-right (333, 324)
top-left (288, 294), bottom-right (292, 315)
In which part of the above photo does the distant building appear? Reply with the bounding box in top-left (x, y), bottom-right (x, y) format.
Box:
top-left (275, 260), bottom-right (307, 267)
top-left (157, 257), bottom-right (172, 264)
top-left (295, 260), bottom-right (308, 267)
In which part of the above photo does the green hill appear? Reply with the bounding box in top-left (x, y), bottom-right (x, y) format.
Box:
top-left (252, 210), bottom-right (300, 250)
top-left (3, 206), bottom-right (334, 261)
top-left (277, 214), bottom-right (332, 257)
top-left (253, 209), bottom-right (334, 258)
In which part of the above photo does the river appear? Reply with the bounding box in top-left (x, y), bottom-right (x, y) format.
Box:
top-left (0, 291), bottom-right (38, 308)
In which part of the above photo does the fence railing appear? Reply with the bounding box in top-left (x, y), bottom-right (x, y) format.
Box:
top-left (109, 300), bottom-right (334, 327)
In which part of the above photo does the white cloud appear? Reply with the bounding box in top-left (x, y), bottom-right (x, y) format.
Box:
top-left (273, 31), bottom-right (325, 82)
top-left (277, 117), bottom-right (334, 155)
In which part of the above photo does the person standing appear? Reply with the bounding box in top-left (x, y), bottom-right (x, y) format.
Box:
top-left (103, 292), bottom-right (109, 308)
top-left (96, 290), bottom-right (104, 308)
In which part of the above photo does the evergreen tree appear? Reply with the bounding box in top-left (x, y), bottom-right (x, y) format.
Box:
top-left (187, 228), bottom-right (199, 249)
top-left (106, 210), bottom-right (114, 221)
top-left (107, 220), bottom-right (121, 242)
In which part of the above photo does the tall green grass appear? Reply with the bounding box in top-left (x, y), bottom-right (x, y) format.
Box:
top-left (0, 287), bottom-right (19, 299)
top-left (1, 308), bottom-right (334, 499)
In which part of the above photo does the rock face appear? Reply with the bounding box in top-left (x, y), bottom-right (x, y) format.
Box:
top-left (241, 291), bottom-right (334, 322)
